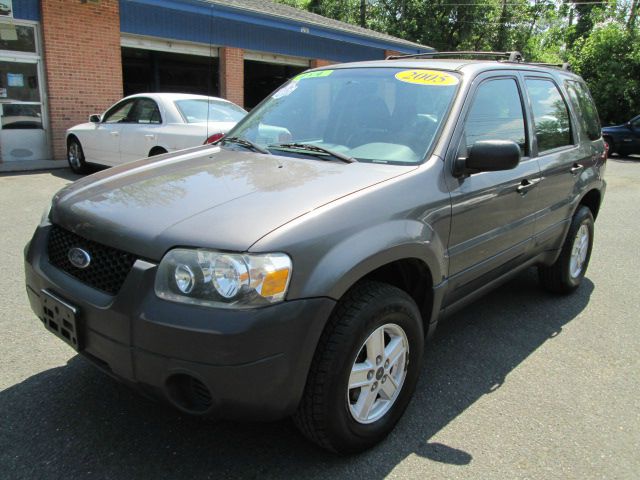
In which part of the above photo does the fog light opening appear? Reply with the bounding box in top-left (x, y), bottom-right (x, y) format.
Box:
top-left (165, 373), bottom-right (213, 414)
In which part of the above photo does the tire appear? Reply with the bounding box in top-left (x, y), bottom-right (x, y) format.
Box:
top-left (67, 138), bottom-right (89, 174)
top-left (538, 206), bottom-right (594, 294)
top-left (293, 281), bottom-right (424, 453)
top-left (603, 137), bottom-right (615, 156)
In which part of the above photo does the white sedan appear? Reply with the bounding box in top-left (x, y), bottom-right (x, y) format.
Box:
top-left (66, 93), bottom-right (247, 172)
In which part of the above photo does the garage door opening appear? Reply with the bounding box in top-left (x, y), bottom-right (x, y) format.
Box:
top-left (122, 47), bottom-right (219, 97)
top-left (244, 60), bottom-right (306, 109)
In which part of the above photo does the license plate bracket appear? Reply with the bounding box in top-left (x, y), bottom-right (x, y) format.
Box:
top-left (40, 289), bottom-right (81, 351)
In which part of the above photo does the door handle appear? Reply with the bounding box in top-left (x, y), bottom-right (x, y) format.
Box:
top-left (517, 178), bottom-right (541, 195)
top-left (109, 131), bottom-right (119, 136)
top-left (570, 163), bottom-right (584, 174)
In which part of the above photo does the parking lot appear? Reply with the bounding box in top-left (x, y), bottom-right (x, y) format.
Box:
top-left (1, 158), bottom-right (638, 479)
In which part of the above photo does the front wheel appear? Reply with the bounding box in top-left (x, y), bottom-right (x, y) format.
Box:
top-left (293, 281), bottom-right (424, 453)
top-left (603, 137), bottom-right (615, 156)
top-left (67, 138), bottom-right (89, 174)
top-left (538, 206), bottom-right (594, 293)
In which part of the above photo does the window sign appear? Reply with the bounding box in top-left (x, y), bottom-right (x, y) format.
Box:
top-left (7, 72), bottom-right (22, 86)
top-left (0, 87), bottom-right (6, 98)
top-left (0, 1), bottom-right (13, 19)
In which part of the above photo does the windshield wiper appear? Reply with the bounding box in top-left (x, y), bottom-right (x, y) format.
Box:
top-left (269, 143), bottom-right (357, 164)
top-left (222, 136), bottom-right (271, 154)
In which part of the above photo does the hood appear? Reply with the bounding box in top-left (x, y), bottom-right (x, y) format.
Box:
top-left (51, 146), bottom-right (415, 260)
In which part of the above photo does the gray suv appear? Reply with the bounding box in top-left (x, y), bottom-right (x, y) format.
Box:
top-left (24, 53), bottom-right (606, 453)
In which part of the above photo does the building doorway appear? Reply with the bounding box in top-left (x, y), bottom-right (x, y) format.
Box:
top-left (244, 59), bottom-right (307, 110)
top-left (122, 47), bottom-right (219, 97)
top-left (0, 21), bottom-right (49, 162)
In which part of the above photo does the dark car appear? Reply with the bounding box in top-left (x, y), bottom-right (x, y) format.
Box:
top-left (25, 52), bottom-right (606, 454)
top-left (602, 115), bottom-right (640, 156)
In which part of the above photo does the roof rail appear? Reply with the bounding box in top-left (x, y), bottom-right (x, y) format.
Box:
top-left (386, 51), bottom-right (525, 62)
top-left (527, 62), bottom-right (572, 71)
top-left (385, 50), bottom-right (572, 71)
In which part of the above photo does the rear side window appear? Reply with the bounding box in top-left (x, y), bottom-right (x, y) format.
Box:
top-left (525, 79), bottom-right (572, 152)
top-left (565, 81), bottom-right (601, 141)
top-left (133, 99), bottom-right (162, 124)
top-left (464, 78), bottom-right (527, 155)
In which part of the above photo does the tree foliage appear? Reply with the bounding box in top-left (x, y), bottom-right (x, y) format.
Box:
top-left (275, 0), bottom-right (639, 124)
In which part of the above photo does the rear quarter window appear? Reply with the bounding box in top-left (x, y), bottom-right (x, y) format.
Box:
top-left (565, 80), bottom-right (601, 141)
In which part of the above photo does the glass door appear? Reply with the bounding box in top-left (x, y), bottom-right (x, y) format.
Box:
top-left (0, 21), bottom-right (49, 162)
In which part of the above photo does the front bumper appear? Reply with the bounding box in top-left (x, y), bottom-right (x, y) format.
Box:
top-left (24, 225), bottom-right (335, 420)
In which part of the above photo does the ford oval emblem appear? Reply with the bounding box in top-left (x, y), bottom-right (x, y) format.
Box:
top-left (68, 247), bottom-right (91, 269)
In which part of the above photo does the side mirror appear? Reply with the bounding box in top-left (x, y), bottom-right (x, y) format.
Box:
top-left (455, 140), bottom-right (521, 177)
top-left (89, 114), bottom-right (101, 123)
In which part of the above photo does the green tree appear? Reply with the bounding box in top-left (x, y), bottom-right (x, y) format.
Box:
top-left (569, 22), bottom-right (640, 124)
top-left (274, 0), bottom-right (640, 123)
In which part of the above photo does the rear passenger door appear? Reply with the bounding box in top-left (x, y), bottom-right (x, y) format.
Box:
top-left (522, 76), bottom-right (585, 251)
top-left (445, 73), bottom-right (540, 302)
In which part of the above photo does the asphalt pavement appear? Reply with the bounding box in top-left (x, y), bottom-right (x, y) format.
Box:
top-left (1, 157), bottom-right (638, 479)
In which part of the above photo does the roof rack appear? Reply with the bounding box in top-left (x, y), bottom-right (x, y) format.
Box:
top-left (385, 50), bottom-right (572, 71)
top-left (386, 51), bottom-right (525, 62)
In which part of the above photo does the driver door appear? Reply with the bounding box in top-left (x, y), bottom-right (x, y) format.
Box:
top-left (444, 74), bottom-right (541, 305)
top-left (88, 99), bottom-right (135, 165)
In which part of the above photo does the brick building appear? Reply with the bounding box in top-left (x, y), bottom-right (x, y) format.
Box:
top-left (0, 0), bottom-right (430, 170)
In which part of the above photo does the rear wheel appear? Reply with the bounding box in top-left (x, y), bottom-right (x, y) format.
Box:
top-left (538, 206), bottom-right (594, 293)
top-left (293, 281), bottom-right (424, 453)
top-left (67, 138), bottom-right (89, 174)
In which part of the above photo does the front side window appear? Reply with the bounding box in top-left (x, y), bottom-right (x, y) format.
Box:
top-left (463, 77), bottom-right (527, 155)
top-left (631, 117), bottom-right (640, 129)
top-left (227, 67), bottom-right (460, 164)
top-left (103, 100), bottom-right (135, 124)
top-left (565, 80), bottom-right (601, 141)
top-left (526, 78), bottom-right (573, 152)
top-left (176, 99), bottom-right (246, 123)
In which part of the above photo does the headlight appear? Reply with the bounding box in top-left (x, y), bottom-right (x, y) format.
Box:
top-left (154, 249), bottom-right (292, 309)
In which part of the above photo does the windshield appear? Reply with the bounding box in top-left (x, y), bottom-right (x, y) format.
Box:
top-left (227, 67), bottom-right (460, 164)
top-left (175, 99), bottom-right (247, 123)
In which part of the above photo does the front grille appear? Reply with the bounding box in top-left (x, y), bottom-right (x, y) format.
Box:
top-left (47, 225), bottom-right (137, 295)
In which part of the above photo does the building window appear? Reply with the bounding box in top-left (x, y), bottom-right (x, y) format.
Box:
top-left (0, 24), bottom-right (36, 53)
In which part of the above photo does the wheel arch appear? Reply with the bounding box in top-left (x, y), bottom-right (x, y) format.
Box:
top-left (357, 257), bottom-right (434, 325)
top-left (578, 188), bottom-right (602, 220)
top-left (66, 133), bottom-right (80, 147)
top-left (148, 146), bottom-right (168, 157)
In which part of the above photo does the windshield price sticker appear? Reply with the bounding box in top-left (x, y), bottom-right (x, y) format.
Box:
top-left (293, 70), bottom-right (334, 81)
top-left (395, 70), bottom-right (459, 86)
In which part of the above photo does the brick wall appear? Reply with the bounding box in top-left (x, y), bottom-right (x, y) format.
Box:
top-left (41, 0), bottom-right (123, 160)
top-left (309, 59), bottom-right (334, 68)
top-left (219, 47), bottom-right (244, 108)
